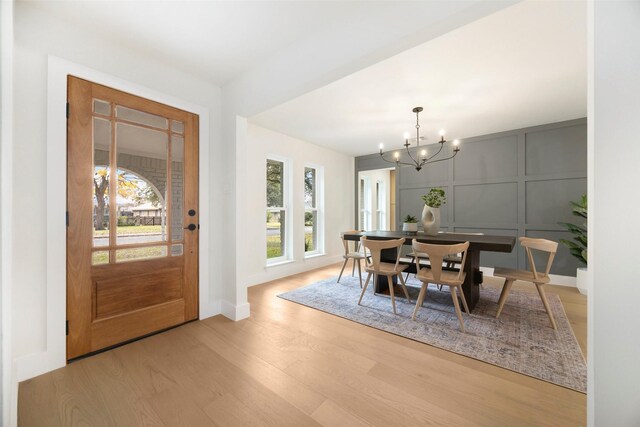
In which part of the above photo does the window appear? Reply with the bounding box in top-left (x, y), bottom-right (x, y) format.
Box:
top-left (359, 177), bottom-right (371, 231)
top-left (266, 158), bottom-right (288, 263)
top-left (376, 180), bottom-right (386, 230)
top-left (304, 166), bottom-right (323, 256)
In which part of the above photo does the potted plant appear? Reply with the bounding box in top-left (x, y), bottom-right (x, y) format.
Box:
top-left (559, 194), bottom-right (588, 295)
top-left (402, 214), bottom-right (418, 235)
top-left (421, 188), bottom-right (446, 236)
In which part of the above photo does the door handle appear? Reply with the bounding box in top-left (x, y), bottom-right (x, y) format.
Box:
top-left (184, 224), bottom-right (197, 231)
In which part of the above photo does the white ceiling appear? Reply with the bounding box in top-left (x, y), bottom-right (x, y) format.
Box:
top-left (249, 0), bottom-right (587, 157)
top-left (19, 0), bottom-right (379, 84)
top-left (20, 0), bottom-right (502, 87)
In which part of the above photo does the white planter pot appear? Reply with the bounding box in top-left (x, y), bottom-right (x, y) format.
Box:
top-left (576, 267), bottom-right (588, 295)
top-left (421, 205), bottom-right (441, 236)
top-left (402, 222), bottom-right (418, 234)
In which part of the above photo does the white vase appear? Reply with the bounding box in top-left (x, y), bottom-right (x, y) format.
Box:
top-left (402, 222), bottom-right (418, 234)
top-left (421, 205), bottom-right (441, 236)
top-left (576, 267), bottom-right (589, 295)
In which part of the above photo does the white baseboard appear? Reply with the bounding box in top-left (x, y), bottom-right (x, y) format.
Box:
top-left (199, 299), bottom-right (221, 320)
top-left (245, 254), bottom-right (343, 288)
top-left (480, 267), bottom-right (577, 287)
top-left (220, 300), bottom-right (251, 321)
top-left (10, 376), bottom-right (18, 427)
top-left (15, 349), bottom-right (65, 383)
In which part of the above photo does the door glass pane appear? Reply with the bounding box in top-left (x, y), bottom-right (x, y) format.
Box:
top-left (304, 210), bottom-right (318, 253)
top-left (267, 210), bottom-right (285, 259)
top-left (116, 122), bottom-right (168, 245)
top-left (115, 105), bottom-right (168, 130)
top-left (93, 99), bottom-right (111, 116)
top-left (171, 120), bottom-right (184, 134)
top-left (92, 251), bottom-right (109, 265)
top-left (93, 117), bottom-right (111, 247)
top-left (171, 244), bottom-right (183, 256)
top-left (116, 245), bottom-right (167, 263)
top-left (171, 134), bottom-right (184, 242)
top-left (267, 159), bottom-right (284, 208)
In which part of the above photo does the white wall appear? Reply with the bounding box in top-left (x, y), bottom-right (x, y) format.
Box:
top-left (241, 123), bottom-right (353, 287)
top-left (591, 1), bottom-right (640, 425)
top-left (11, 2), bottom-right (223, 380)
top-left (1, 1), bottom-right (14, 423)
top-left (222, 1), bottom-right (515, 315)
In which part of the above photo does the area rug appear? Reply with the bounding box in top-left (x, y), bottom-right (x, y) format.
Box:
top-left (278, 276), bottom-right (586, 393)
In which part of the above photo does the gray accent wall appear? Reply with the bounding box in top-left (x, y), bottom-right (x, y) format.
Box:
top-left (355, 118), bottom-right (587, 276)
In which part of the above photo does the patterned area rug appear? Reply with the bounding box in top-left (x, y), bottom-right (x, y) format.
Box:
top-left (278, 276), bottom-right (587, 393)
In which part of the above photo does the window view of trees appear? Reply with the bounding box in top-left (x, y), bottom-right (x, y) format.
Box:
top-left (267, 159), bottom-right (286, 260)
top-left (92, 166), bottom-right (167, 264)
top-left (304, 167), bottom-right (319, 253)
top-left (93, 167), bottom-right (162, 230)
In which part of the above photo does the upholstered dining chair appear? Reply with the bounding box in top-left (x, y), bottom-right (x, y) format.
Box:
top-left (337, 231), bottom-right (368, 288)
top-left (358, 237), bottom-right (411, 314)
top-left (411, 240), bottom-right (470, 332)
top-left (493, 237), bottom-right (558, 329)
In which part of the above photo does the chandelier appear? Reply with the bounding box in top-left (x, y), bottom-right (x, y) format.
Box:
top-left (378, 106), bottom-right (460, 171)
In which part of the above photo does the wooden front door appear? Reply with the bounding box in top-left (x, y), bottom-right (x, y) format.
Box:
top-left (67, 76), bottom-right (199, 360)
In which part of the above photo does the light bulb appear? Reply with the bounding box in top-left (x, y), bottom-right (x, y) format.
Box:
top-left (379, 143), bottom-right (384, 150)
top-left (403, 131), bottom-right (410, 140)
top-left (453, 139), bottom-right (460, 146)
top-left (394, 151), bottom-right (400, 159)
top-left (421, 149), bottom-right (427, 158)
top-left (439, 129), bottom-right (445, 136)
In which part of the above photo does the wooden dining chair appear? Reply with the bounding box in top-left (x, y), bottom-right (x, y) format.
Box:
top-left (493, 237), bottom-right (558, 329)
top-left (337, 231), bottom-right (368, 288)
top-left (411, 240), bottom-right (470, 332)
top-left (404, 232), bottom-right (484, 288)
top-left (358, 237), bottom-right (411, 314)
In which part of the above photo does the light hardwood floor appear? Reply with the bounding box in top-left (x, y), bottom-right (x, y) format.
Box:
top-left (19, 263), bottom-right (587, 426)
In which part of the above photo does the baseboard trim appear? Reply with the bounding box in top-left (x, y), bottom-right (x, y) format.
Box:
top-left (480, 267), bottom-right (577, 287)
top-left (221, 300), bottom-right (251, 321)
top-left (246, 254), bottom-right (343, 288)
top-left (200, 299), bottom-right (221, 320)
top-left (15, 350), bottom-right (64, 383)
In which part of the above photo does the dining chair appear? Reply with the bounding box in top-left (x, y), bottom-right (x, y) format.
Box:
top-left (358, 237), bottom-right (411, 314)
top-left (493, 237), bottom-right (558, 329)
top-left (404, 232), bottom-right (484, 288)
top-left (411, 240), bottom-right (470, 332)
top-left (337, 231), bottom-right (368, 288)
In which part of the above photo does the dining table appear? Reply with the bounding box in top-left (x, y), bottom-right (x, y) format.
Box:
top-left (343, 230), bottom-right (516, 312)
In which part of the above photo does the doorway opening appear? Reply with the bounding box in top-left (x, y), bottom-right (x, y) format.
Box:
top-left (358, 168), bottom-right (396, 231)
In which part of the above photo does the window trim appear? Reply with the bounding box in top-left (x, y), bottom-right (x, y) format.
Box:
top-left (375, 179), bottom-right (386, 230)
top-left (266, 155), bottom-right (291, 265)
top-left (304, 164), bottom-right (324, 257)
top-left (359, 176), bottom-right (371, 231)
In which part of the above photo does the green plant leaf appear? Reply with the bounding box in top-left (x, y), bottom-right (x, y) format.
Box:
top-left (560, 239), bottom-right (585, 251)
top-left (403, 214), bottom-right (417, 223)
top-left (558, 222), bottom-right (587, 235)
top-left (421, 188), bottom-right (447, 208)
top-left (559, 194), bottom-right (587, 265)
top-left (576, 235), bottom-right (587, 247)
